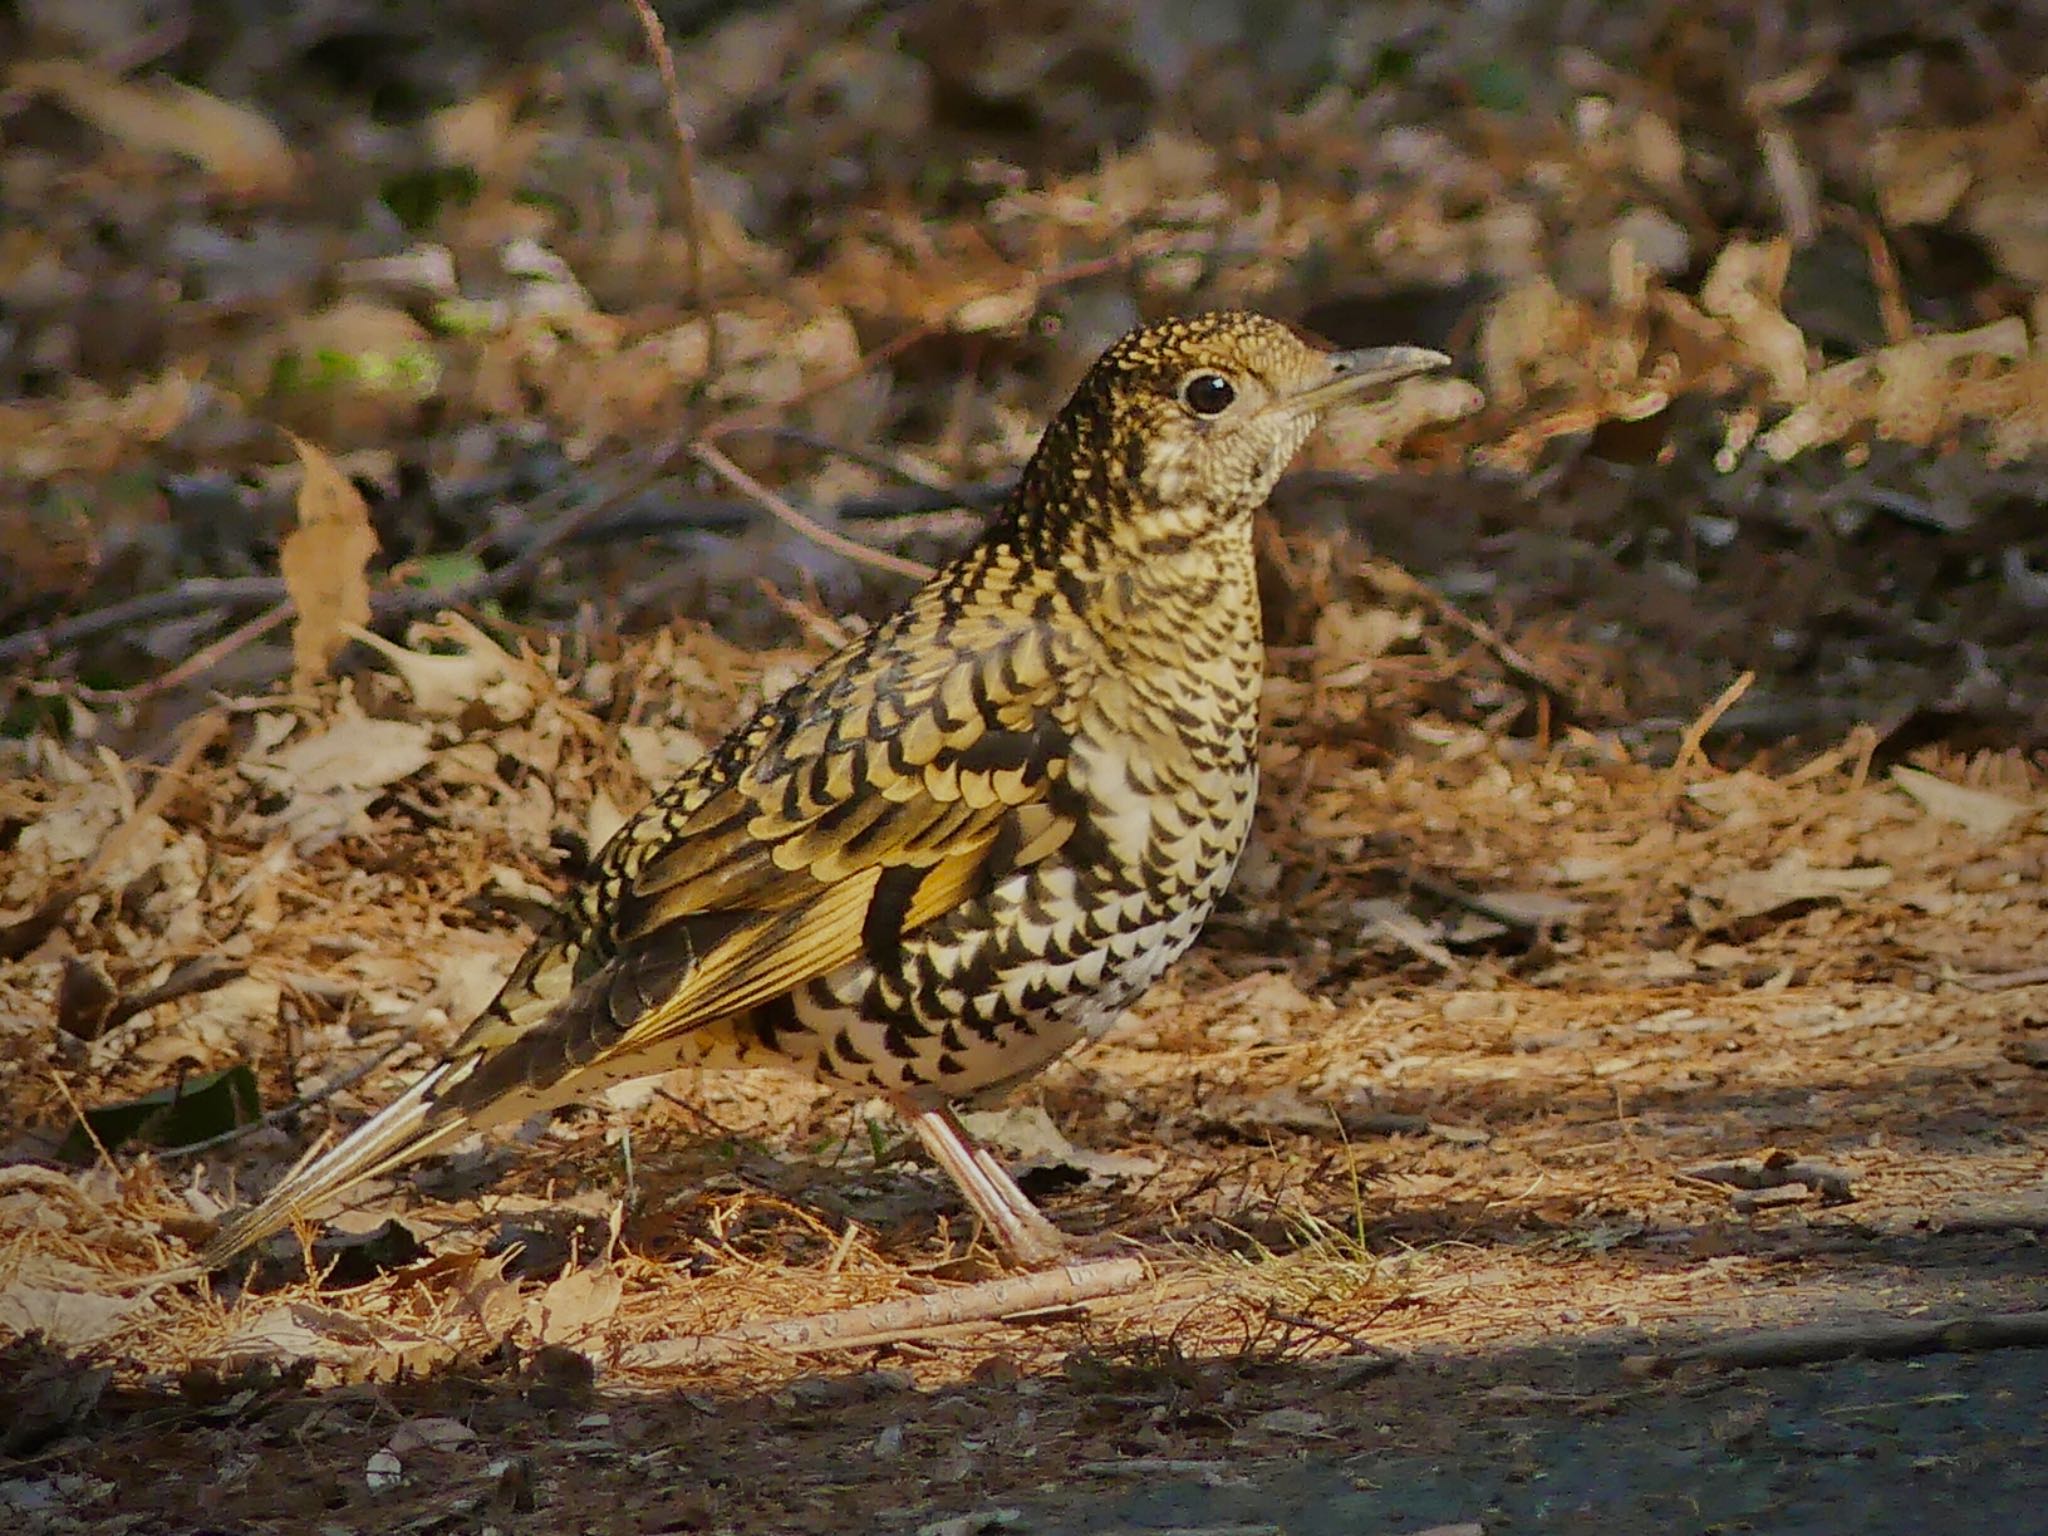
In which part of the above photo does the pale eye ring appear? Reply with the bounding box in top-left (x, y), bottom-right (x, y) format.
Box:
top-left (1180, 372), bottom-right (1237, 416)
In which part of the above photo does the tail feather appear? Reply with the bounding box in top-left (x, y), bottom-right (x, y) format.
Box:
top-left (198, 1060), bottom-right (480, 1269)
top-left (195, 934), bottom-right (711, 1271)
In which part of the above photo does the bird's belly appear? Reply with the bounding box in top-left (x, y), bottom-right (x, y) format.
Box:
top-left (777, 758), bottom-right (1253, 1102)
top-left (780, 889), bottom-right (1218, 1100)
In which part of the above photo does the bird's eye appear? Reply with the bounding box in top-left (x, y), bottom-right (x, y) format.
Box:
top-left (1180, 372), bottom-right (1237, 416)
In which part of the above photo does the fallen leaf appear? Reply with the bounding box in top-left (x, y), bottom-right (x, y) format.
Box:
top-left (280, 437), bottom-right (379, 688)
top-left (221, 1301), bottom-right (454, 1382)
top-left (1246, 1407), bottom-right (1329, 1437)
top-left (916, 1511), bottom-right (1021, 1536)
top-left (11, 60), bottom-right (297, 196)
top-left (243, 710), bottom-right (434, 850)
top-left (0, 1287), bottom-right (145, 1349)
top-left (58, 1063), bottom-right (262, 1159)
top-left (347, 612), bottom-right (539, 722)
top-left (259, 714), bottom-right (434, 796)
top-left (1694, 850), bottom-right (1892, 924)
top-left (525, 1267), bottom-right (622, 1346)
top-left (1890, 766), bottom-right (2031, 839)
top-left (385, 1417), bottom-right (478, 1454)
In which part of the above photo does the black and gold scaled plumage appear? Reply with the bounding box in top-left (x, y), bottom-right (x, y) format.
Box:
top-left (200, 312), bottom-right (1449, 1269)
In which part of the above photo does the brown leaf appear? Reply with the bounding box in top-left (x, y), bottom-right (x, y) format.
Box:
top-left (526, 1266), bottom-right (623, 1346)
top-left (222, 1301), bottom-right (453, 1382)
top-left (1693, 850), bottom-right (1892, 924)
top-left (11, 60), bottom-right (297, 197)
top-left (0, 1285), bottom-right (146, 1348)
top-left (1890, 766), bottom-right (2032, 839)
top-left (280, 436), bottom-right (379, 689)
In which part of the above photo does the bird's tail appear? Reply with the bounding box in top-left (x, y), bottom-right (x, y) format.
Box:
top-left (197, 1058), bottom-right (482, 1270)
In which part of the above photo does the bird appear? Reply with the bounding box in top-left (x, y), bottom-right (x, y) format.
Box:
top-left (198, 312), bottom-right (1450, 1271)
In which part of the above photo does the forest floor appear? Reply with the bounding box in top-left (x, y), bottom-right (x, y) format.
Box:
top-left (4, 2), bottom-right (2047, 1532)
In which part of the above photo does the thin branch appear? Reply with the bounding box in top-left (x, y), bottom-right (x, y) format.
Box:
top-left (714, 422), bottom-right (964, 498)
top-left (1359, 559), bottom-right (1602, 728)
top-left (0, 576), bottom-right (287, 667)
top-left (4, 481), bottom-right (991, 686)
top-left (692, 440), bottom-right (937, 582)
top-left (1659, 669), bottom-right (1755, 802)
top-left (1622, 1310), bottom-right (2048, 1376)
top-left (99, 955), bottom-right (249, 1035)
top-left (625, 0), bottom-right (717, 380)
top-left (620, 1256), bottom-right (1153, 1369)
top-left (156, 1010), bottom-right (440, 1162)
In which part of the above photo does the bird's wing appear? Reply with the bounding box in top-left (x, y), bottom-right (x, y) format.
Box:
top-left (440, 598), bottom-right (1080, 1100)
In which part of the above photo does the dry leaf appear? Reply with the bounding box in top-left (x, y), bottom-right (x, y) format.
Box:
top-left (242, 710), bottom-right (434, 851)
top-left (348, 612), bottom-right (539, 722)
top-left (1758, 317), bottom-right (2031, 462)
top-left (0, 1285), bottom-right (145, 1348)
top-left (1694, 850), bottom-right (1892, 924)
top-left (221, 1301), bottom-right (454, 1381)
top-left (526, 1267), bottom-right (622, 1345)
top-left (384, 1417), bottom-right (478, 1455)
top-left (1698, 237), bottom-right (1808, 400)
top-left (1872, 128), bottom-right (1975, 226)
top-left (251, 715), bottom-right (434, 797)
top-left (1890, 767), bottom-right (2032, 839)
top-left (12, 60), bottom-right (297, 197)
top-left (280, 437), bottom-right (379, 688)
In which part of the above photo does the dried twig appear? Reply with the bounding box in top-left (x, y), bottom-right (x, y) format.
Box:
top-left (158, 1011), bottom-right (440, 1162)
top-left (621, 1256), bottom-right (1152, 1369)
top-left (1683, 1154), bottom-right (1854, 1205)
top-left (0, 577), bottom-right (285, 667)
top-left (1622, 1310), bottom-right (2048, 1376)
top-left (96, 955), bottom-right (249, 1036)
top-left (1659, 669), bottom-right (1754, 802)
top-left (715, 423), bottom-right (964, 498)
top-left (4, 481), bottom-right (985, 688)
top-left (625, 0), bottom-right (717, 379)
top-left (1360, 559), bottom-right (1599, 727)
top-left (692, 440), bottom-right (936, 582)
top-left (1955, 965), bottom-right (2048, 991)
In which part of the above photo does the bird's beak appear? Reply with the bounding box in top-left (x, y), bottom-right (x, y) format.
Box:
top-left (1288, 344), bottom-right (1453, 412)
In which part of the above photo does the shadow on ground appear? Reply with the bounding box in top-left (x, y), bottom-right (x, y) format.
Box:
top-left (7, 1215), bottom-right (2042, 1536)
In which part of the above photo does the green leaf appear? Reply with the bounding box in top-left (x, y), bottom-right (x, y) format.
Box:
top-left (60, 1063), bottom-right (262, 1160)
top-left (380, 164), bottom-right (481, 231)
top-left (403, 550), bottom-right (488, 592)
top-left (1465, 59), bottom-right (1529, 113)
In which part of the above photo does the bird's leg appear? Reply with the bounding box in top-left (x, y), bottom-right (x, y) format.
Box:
top-left (891, 1096), bottom-right (1070, 1267)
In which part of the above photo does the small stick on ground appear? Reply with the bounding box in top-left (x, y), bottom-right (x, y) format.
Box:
top-left (1659, 670), bottom-right (1754, 804)
top-left (693, 440), bottom-right (936, 582)
top-left (622, 1256), bottom-right (1153, 1369)
top-left (1956, 965), bottom-right (2048, 991)
top-left (1683, 1154), bottom-right (1854, 1205)
top-left (1622, 1309), bottom-right (2048, 1376)
top-left (1362, 559), bottom-right (1599, 728)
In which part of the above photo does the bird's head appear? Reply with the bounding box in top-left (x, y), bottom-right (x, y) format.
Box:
top-left (1019, 311), bottom-right (1451, 558)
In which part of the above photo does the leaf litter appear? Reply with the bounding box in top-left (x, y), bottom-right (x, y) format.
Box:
top-left (2, 4), bottom-right (2047, 1533)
